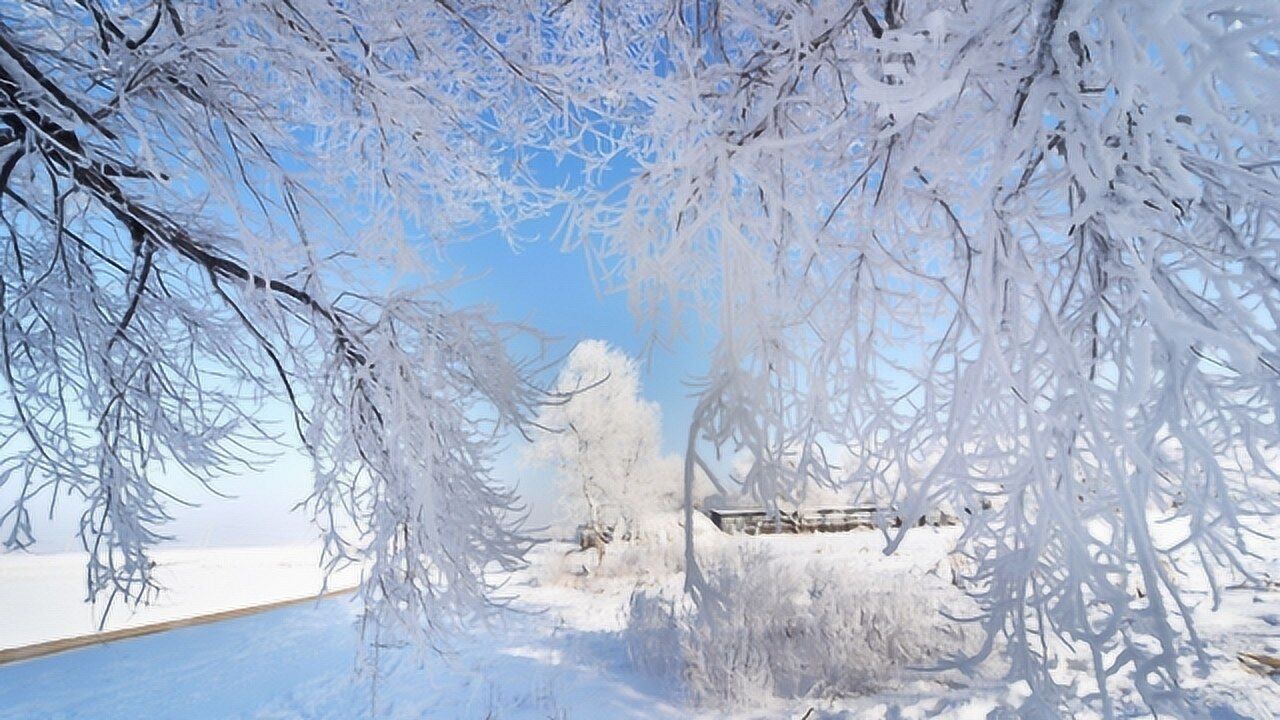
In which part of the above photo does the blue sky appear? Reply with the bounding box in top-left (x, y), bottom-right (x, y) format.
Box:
top-left (19, 210), bottom-right (711, 551)
top-left (442, 219), bottom-right (713, 526)
top-left (445, 227), bottom-right (711, 450)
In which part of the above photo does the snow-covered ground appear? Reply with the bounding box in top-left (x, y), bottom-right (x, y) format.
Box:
top-left (0, 545), bottom-right (359, 650)
top-left (1, 522), bottom-right (1278, 719)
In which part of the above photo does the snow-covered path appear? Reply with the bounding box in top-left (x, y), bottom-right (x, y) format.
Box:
top-left (0, 587), bottom-right (693, 720)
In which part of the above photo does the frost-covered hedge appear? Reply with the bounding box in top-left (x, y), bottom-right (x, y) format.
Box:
top-left (626, 547), bottom-right (972, 706)
top-left (541, 511), bottom-right (721, 585)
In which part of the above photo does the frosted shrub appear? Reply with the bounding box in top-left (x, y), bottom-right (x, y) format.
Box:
top-left (545, 530), bottom-right (684, 586)
top-left (545, 511), bottom-right (719, 585)
top-left (627, 547), bottom-right (972, 706)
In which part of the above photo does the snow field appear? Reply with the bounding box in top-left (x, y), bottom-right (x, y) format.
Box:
top-left (2, 515), bottom-right (1279, 718)
top-left (0, 545), bottom-right (359, 651)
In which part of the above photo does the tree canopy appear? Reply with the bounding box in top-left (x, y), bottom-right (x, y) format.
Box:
top-left (3, 2), bottom-right (1279, 713)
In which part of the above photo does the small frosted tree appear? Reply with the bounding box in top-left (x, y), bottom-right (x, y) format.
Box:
top-left (529, 340), bottom-right (676, 539)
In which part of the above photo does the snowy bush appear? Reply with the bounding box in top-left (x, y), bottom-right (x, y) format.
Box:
top-left (543, 510), bottom-right (719, 585)
top-left (626, 547), bottom-right (974, 706)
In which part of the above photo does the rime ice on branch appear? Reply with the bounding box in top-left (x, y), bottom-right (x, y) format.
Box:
top-left (545, 1), bottom-right (1280, 714)
top-left (0, 0), bottom-right (555, 641)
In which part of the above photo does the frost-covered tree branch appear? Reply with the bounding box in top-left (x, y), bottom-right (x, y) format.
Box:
top-left (531, 1), bottom-right (1280, 714)
top-left (0, 0), bottom-right (557, 640)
